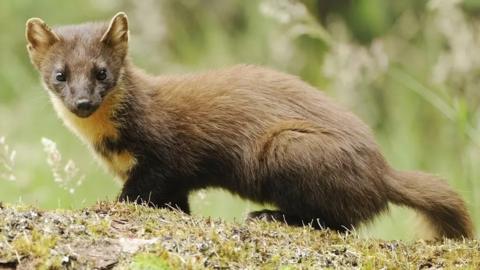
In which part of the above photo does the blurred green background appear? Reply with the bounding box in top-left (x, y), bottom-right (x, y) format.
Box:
top-left (1, 0), bottom-right (480, 240)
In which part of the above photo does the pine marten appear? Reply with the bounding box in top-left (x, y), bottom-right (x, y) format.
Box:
top-left (25, 12), bottom-right (474, 239)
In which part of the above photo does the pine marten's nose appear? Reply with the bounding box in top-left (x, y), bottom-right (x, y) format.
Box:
top-left (75, 99), bottom-right (93, 111)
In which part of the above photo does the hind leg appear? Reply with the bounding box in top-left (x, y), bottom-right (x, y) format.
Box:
top-left (254, 120), bottom-right (388, 231)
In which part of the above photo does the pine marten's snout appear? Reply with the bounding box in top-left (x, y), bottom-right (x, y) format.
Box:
top-left (65, 84), bottom-right (103, 118)
top-left (73, 98), bottom-right (99, 118)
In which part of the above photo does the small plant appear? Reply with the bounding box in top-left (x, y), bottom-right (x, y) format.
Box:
top-left (0, 136), bottom-right (16, 182)
top-left (41, 137), bottom-right (85, 194)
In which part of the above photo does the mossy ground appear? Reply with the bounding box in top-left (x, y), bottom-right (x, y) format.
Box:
top-left (0, 202), bottom-right (478, 269)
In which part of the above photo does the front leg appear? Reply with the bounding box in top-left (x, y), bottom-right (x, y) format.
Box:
top-left (118, 170), bottom-right (190, 214)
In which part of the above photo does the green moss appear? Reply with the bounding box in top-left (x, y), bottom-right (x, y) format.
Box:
top-left (130, 253), bottom-right (172, 270)
top-left (11, 229), bottom-right (57, 258)
top-left (86, 217), bottom-right (111, 236)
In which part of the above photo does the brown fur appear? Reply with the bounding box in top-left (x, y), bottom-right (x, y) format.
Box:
top-left (26, 13), bottom-right (475, 239)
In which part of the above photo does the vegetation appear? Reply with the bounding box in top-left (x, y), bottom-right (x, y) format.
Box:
top-left (0, 202), bottom-right (479, 269)
top-left (0, 0), bottom-right (479, 240)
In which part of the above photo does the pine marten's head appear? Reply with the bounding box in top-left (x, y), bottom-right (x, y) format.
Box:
top-left (26, 13), bottom-right (129, 118)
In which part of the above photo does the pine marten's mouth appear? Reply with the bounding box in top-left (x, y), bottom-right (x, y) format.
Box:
top-left (72, 104), bottom-right (100, 118)
top-left (73, 108), bottom-right (98, 118)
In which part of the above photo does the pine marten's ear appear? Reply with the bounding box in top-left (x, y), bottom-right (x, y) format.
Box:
top-left (25, 18), bottom-right (59, 69)
top-left (101, 12), bottom-right (129, 59)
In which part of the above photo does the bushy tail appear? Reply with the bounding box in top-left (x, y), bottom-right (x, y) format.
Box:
top-left (385, 170), bottom-right (474, 239)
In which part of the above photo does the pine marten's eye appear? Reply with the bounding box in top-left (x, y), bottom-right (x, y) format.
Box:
top-left (55, 72), bottom-right (66, 82)
top-left (96, 69), bottom-right (107, 81)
